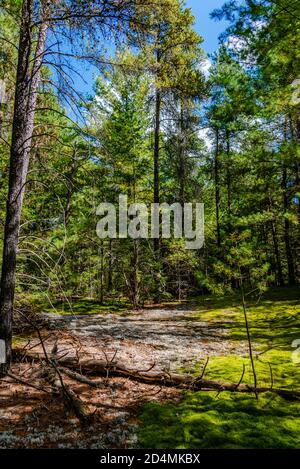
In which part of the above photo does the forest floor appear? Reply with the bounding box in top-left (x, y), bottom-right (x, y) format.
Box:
top-left (0, 286), bottom-right (299, 448)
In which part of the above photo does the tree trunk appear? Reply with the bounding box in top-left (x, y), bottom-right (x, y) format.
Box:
top-left (99, 243), bottom-right (104, 303)
top-left (107, 239), bottom-right (113, 292)
top-left (0, 0), bottom-right (48, 375)
top-left (290, 116), bottom-right (300, 280)
top-left (226, 129), bottom-right (231, 220)
top-left (130, 239), bottom-right (140, 309)
top-left (289, 115), bottom-right (300, 220)
top-left (179, 102), bottom-right (186, 207)
top-left (270, 217), bottom-right (284, 286)
top-left (268, 195), bottom-right (284, 286)
top-left (153, 86), bottom-right (161, 253)
top-left (153, 42), bottom-right (162, 303)
top-left (214, 128), bottom-right (221, 248)
top-left (282, 164), bottom-right (296, 285)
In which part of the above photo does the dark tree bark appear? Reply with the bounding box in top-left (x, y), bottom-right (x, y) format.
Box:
top-left (282, 163), bottom-right (296, 285)
top-left (290, 116), bottom-right (300, 280)
top-left (99, 243), bottom-right (104, 304)
top-left (130, 239), bottom-right (140, 309)
top-left (268, 195), bottom-right (284, 286)
top-left (153, 43), bottom-right (162, 303)
top-left (107, 239), bottom-right (113, 292)
top-left (64, 158), bottom-right (76, 228)
top-left (0, 0), bottom-right (48, 375)
top-left (226, 129), bottom-right (231, 219)
top-left (289, 116), bottom-right (300, 220)
top-left (281, 120), bottom-right (296, 285)
top-left (153, 86), bottom-right (161, 253)
top-left (270, 217), bottom-right (284, 286)
top-left (179, 102), bottom-right (186, 207)
top-left (214, 128), bottom-right (221, 248)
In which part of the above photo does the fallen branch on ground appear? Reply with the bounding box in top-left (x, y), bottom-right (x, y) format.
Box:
top-left (5, 372), bottom-right (52, 394)
top-left (13, 312), bottom-right (95, 424)
top-left (12, 348), bottom-right (300, 401)
top-left (43, 366), bottom-right (94, 423)
top-left (59, 367), bottom-right (105, 388)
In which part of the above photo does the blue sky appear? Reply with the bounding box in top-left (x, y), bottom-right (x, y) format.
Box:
top-left (186, 0), bottom-right (229, 56)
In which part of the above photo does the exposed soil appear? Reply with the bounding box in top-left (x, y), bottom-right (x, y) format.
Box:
top-left (0, 304), bottom-right (249, 448)
top-left (44, 304), bottom-right (248, 371)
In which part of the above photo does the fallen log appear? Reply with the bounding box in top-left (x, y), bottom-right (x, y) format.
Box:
top-left (44, 366), bottom-right (93, 424)
top-left (59, 367), bottom-right (105, 388)
top-left (12, 348), bottom-right (300, 401)
top-left (60, 357), bottom-right (300, 400)
top-left (13, 313), bottom-right (94, 424)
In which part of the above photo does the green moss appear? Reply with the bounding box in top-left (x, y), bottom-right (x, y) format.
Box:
top-left (12, 332), bottom-right (36, 347)
top-left (138, 391), bottom-right (300, 449)
top-left (191, 286), bottom-right (300, 347)
top-left (42, 298), bottom-right (130, 315)
top-left (183, 350), bottom-right (300, 390)
top-left (138, 287), bottom-right (300, 449)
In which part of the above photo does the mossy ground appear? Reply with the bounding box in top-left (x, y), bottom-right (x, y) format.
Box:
top-left (138, 391), bottom-right (300, 449)
top-left (138, 286), bottom-right (300, 449)
top-left (43, 298), bottom-right (130, 315)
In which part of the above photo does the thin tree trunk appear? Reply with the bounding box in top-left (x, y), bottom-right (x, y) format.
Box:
top-left (107, 239), bottom-right (113, 292)
top-left (270, 217), bottom-right (284, 286)
top-left (131, 239), bottom-right (139, 309)
top-left (290, 116), bottom-right (300, 280)
top-left (268, 195), bottom-right (284, 286)
top-left (226, 129), bottom-right (231, 220)
top-left (0, 0), bottom-right (48, 375)
top-left (240, 278), bottom-right (257, 393)
top-left (289, 115), bottom-right (300, 220)
top-left (179, 102), bottom-right (186, 207)
top-left (282, 120), bottom-right (296, 286)
top-left (0, 110), bottom-right (3, 138)
top-left (153, 42), bottom-right (162, 303)
top-left (99, 243), bottom-right (104, 304)
top-left (64, 191), bottom-right (72, 228)
top-left (281, 120), bottom-right (296, 285)
top-left (282, 163), bottom-right (296, 285)
top-left (153, 86), bottom-right (161, 252)
top-left (214, 128), bottom-right (221, 248)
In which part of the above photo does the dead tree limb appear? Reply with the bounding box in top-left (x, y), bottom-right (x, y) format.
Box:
top-left (59, 367), bottom-right (105, 388)
top-left (12, 348), bottom-right (300, 401)
top-left (13, 313), bottom-right (94, 423)
top-left (6, 372), bottom-right (52, 394)
top-left (44, 366), bottom-right (94, 423)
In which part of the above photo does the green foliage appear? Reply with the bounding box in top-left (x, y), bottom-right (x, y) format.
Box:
top-left (0, 0), bottom-right (298, 308)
